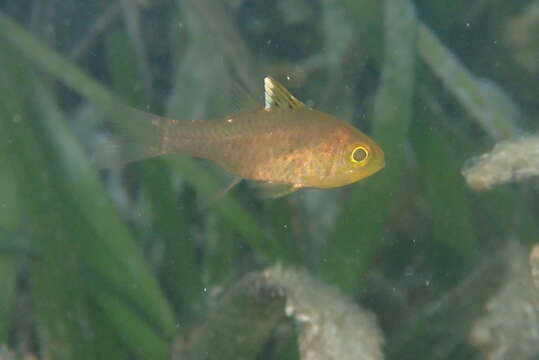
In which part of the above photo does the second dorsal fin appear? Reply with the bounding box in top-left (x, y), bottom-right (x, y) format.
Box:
top-left (264, 77), bottom-right (305, 110)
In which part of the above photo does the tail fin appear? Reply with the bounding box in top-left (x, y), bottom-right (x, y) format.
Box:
top-left (91, 104), bottom-right (169, 169)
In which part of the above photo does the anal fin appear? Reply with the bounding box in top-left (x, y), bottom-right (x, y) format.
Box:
top-left (197, 176), bottom-right (243, 210)
top-left (252, 181), bottom-right (301, 199)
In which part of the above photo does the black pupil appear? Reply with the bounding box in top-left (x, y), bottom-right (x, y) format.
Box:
top-left (353, 148), bottom-right (367, 162)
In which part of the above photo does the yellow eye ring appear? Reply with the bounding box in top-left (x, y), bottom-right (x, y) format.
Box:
top-left (351, 146), bottom-right (369, 166)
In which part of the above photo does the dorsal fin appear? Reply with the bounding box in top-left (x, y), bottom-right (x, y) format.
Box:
top-left (264, 77), bottom-right (305, 110)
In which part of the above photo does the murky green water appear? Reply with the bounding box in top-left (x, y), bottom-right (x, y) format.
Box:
top-left (0, 1), bottom-right (538, 359)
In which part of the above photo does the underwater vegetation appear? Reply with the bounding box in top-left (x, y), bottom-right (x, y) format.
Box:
top-left (1, 0), bottom-right (539, 359)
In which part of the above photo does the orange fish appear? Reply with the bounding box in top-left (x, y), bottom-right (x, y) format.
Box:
top-left (96, 77), bottom-right (385, 197)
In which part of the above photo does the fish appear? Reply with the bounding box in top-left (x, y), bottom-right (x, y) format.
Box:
top-left (95, 77), bottom-right (385, 198)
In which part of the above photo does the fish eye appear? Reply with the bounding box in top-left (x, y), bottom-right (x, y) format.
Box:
top-left (351, 146), bottom-right (369, 165)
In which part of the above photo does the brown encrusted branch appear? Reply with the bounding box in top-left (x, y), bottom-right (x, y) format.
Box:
top-left (462, 135), bottom-right (539, 190)
top-left (470, 243), bottom-right (539, 360)
top-left (178, 272), bottom-right (286, 360)
top-left (263, 266), bottom-right (384, 360)
top-left (179, 266), bottom-right (384, 360)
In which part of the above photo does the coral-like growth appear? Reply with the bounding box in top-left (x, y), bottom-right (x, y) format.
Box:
top-left (264, 266), bottom-right (384, 360)
top-left (470, 244), bottom-right (539, 359)
top-left (463, 136), bottom-right (539, 190)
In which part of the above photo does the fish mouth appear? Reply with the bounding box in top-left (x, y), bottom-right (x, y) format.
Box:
top-left (364, 159), bottom-right (385, 180)
top-left (372, 155), bottom-right (385, 173)
top-left (370, 163), bottom-right (385, 177)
